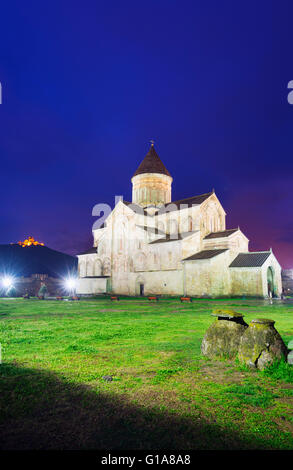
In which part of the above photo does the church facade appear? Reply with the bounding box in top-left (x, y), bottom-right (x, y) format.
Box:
top-left (77, 144), bottom-right (282, 298)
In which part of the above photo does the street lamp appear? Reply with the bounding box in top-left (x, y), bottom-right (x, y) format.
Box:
top-left (65, 278), bottom-right (77, 296)
top-left (2, 276), bottom-right (13, 289)
top-left (1, 276), bottom-right (15, 297)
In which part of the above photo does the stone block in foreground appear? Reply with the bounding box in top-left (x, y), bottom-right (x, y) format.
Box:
top-left (201, 309), bottom-right (248, 359)
top-left (238, 319), bottom-right (288, 370)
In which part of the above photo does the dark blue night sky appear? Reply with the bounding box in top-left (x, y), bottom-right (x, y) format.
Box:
top-left (0, 1), bottom-right (293, 267)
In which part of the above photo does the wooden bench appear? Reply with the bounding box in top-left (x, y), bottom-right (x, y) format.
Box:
top-left (180, 296), bottom-right (192, 303)
top-left (70, 296), bottom-right (80, 301)
top-left (56, 296), bottom-right (63, 301)
top-left (110, 296), bottom-right (120, 301)
top-left (148, 296), bottom-right (159, 302)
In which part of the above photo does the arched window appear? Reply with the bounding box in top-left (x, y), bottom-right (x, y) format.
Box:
top-left (166, 219), bottom-right (170, 233)
top-left (94, 260), bottom-right (102, 276)
top-left (102, 259), bottom-right (111, 276)
top-left (267, 267), bottom-right (275, 297)
top-left (87, 261), bottom-right (94, 277)
top-left (188, 216), bottom-right (193, 232)
top-left (170, 219), bottom-right (178, 235)
top-left (213, 217), bottom-right (217, 232)
top-left (79, 262), bottom-right (86, 277)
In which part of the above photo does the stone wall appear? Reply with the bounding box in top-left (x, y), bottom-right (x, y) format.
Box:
top-left (229, 268), bottom-right (263, 297)
top-left (202, 230), bottom-right (249, 253)
top-left (199, 195), bottom-right (226, 237)
top-left (77, 277), bottom-right (108, 295)
top-left (184, 251), bottom-right (231, 297)
top-left (182, 232), bottom-right (201, 260)
top-left (110, 270), bottom-right (184, 296)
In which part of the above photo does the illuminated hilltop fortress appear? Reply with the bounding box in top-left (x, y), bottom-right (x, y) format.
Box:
top-left (17, 236), bottom-right (44, 247)
top-left (77, 144), bottom-right (282, 298)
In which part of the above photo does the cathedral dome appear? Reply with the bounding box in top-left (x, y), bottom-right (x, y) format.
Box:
top-left (131, 144), bottom-right (172, 207)
top-left (133, 144), bottom-right (171, 177)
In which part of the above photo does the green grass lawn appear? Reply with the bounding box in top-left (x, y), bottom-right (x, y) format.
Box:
top-left (0, 296), bottom-right (292, 450)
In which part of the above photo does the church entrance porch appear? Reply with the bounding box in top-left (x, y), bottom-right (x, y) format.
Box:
top-left (267, 266), bottom-right (276, 298)
top-left (140, 283), bottom-right (144, 296)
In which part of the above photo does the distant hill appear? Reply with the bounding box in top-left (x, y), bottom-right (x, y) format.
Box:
top-left (0, 244), bottom-right (77, 278)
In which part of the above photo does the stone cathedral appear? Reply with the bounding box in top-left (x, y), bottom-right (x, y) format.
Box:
top-left (77, 144), bottom-right (282, 298)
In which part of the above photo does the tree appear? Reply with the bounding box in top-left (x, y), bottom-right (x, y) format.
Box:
top-left (38, 283), bottom-right (48, 298)
top-left (6, 286), bottom-right (17, 297)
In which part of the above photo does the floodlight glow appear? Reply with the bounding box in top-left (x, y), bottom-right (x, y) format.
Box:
top-left (65, 278), bottom-right (77, 290)
top-left (2, 276), bottom-right (13, 288)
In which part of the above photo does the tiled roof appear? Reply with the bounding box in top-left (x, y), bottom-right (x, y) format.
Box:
top-left (78, 247), bottom-right (97, 255)
top-left (158, 192), bottom-right (213, 213)
top-left (83, 275), bottom-right (109, 278)
top-left (182, 249), bottom-right (228, 261)
top-left (204, 229), bottom-right (238, 239)
top-left (133, 145), bottom-right (171, 177)
top-left (229, 252), bottom-right (271, 268)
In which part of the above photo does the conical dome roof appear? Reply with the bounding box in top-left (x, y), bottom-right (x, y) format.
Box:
top-left (133, 144), bottom-right (171, 177)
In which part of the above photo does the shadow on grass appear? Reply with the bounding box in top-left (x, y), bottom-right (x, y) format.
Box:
top-left (0, 362), bottom-right (278, 450)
